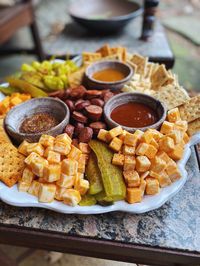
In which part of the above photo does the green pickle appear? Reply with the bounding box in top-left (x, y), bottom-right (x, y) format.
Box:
top-left (0, 86), bottom-right (19, 96)
top-left (79, 195), bottom-right (97, 206)
top-left (85, 152), bottom-right (103, 195)
top-left (89, 140), bottom-right (126, 201)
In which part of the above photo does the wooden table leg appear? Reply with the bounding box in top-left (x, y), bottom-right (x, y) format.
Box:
top-left (141, 0), bottom-right (160, 40)
top-left (30, 20), bottom-right (45, 61)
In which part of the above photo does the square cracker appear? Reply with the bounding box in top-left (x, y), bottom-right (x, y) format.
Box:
top-left (131, 54), bottom-right (148, 75)
top-left (82, 52), bottom-right (102, 63)
top-left (0, 143), bottom-right (25, 187)
top-left (0, 118), bottom-right (11, 144)
top-left (153, 85), bottom-right (190, 110)
top-left (187, 118), bottom-right (200, 136)
top-left (109, 47), bottom-right (127, 61)
top-left (96, 44), bottom-right (111, 57)
top-left (179, 95), bottom-right (200, 122)
top-left (151, 65), bottom-right (172, 90)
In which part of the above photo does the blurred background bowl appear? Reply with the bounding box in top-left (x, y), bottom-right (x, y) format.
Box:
top-left (69, 0), bottom-right (143, 33)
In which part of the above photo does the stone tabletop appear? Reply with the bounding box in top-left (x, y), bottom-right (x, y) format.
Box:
top-left (0, 149), bottom-right (200, 254)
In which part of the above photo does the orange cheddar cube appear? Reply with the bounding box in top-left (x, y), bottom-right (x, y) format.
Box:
top-left (118, 130), bottom-right (127, 142)
top-left (140, 130), bottom-right (154, 144)
top-left (167, 130), bottom-right (183, 144)
top-left (30, 156), bottom-right (48, 177)
top-left (21, 167), bottom-right (35, 185)
top-left (144, 144), bottom-right (158, 159)
top-left (24, 152), bottom-right (41, 166)
top-left (43, 145), bottom-right (54, 158)
top-left (156, 151), bottom-right (171, 163)
top-left (167, 108), bottom-right (181, 123)
top-left (150, 156), bottom-right (166, 173)
top-left (38, 184), bottom-right (56, 203)
top-left (78, 142), bottom-right (91, 154)
top-left (124, 155), bottom-right (136, 171)
top-left (123, 170), bottom-right (140, 188)
top-left (57, 173), bottom-right (75, 188)
top-left (75, 178), bottom-right (89, 195)
top-left (78, 154), bottom-right (87, 173)
top-left (28, 181), bottom-right (41, 197)
top-left (107, 126), bottom-right (123, 140)
top-left (97, 129), bottom-right (109, 142)
top-left (62, 189), bottom-right (81, 206)
top-left (174, 120), bottom-right (188, 132)
top-left (18, 140), bottom-right (30, 156)
top-left (157, 171), bottom-right (171, 188)
top-left (68, 145), bottom-right (82, 160)
top-left (61, 159), bottom-right (78, 176)
top-left (145, 178), bottom-right (160, 195)
top-left (126, 187), bottom-right (142, 204)
top-left (47, 150), bottom-right (61, 164)
top-left (109, 137), bottom-right (123, 152)
top-left (18, 181), bottom-right (31, 192)
top-left (39, 134), bottom-right (55, 147)
top-left (55, 187), bottom-right (66, 201)
top-left (147, 128), bottom-right (163, 142)
top-left (43, 163), bottom-right (61, 182)
top-left (27, 143), bottom-right (44, 156)
top-left (150, 138), bottom-right (159, 149)
top-left (53, 141), bottom-right (71, 155)
top-left (168, 143), bottom-right (184, 161)
top-left (55, 133), bottom-right (72, 145)
top-left (165, 159), bottom-right (177, 176)
top-left (122, 144), bottom-right (135, 155)
top-left (159, 136), bottom-right (175, 153)
top-left (136, 143), bottom-right (149, 156)
top-left (136, 156), bottom-right (151, 172)
top-left (160, 121), bottom-right (174, 135)
top-left (112, 153), bottom-right (124, 166)
top-left (124, 130), bottom-right (143, 146)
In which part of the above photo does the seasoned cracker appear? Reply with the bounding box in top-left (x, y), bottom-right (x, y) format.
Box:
top-left (96, 44), bottom-right (111, 57)
top-left (82, 52), bottom-right (102, 63)
top-left (0, 143), bottom-right (25, 187)
top-left (150, 65), bottom-right (172, 90)
top-left (187, 118), bottom-right (200, 136)
top-left (109, 47), bottom-right (126, 61)
top-left (179, 95), bottom-right (200, 122)
top-left (131, 54), bottom-right (148, 76)
top-left (153, 85), bottom-right (190, 110)
top-left (68, 67), bottom-right (86, 88)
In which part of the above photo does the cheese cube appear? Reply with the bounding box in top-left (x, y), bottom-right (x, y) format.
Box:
top-left (124, 130), bottom-right (143, 146)
top-left (150, 156), bottom-right (166, 173)
top-left (160, 121), bottom-right (174, 135)
top-left (150, 138), bottom-right (159, 149)
top-left (145, 178), bottom-right (160, 195)
top-left (118, 130), bottom-right (127, 142)
top-left (139, 179), bottom-right (147, 196)
top-left (39, 134), bottom-right (55, 147)
top-left (123, 170), bottom-right (140, 188)
top-left (124, 155), bottom-right (136, 171)
top-left (78, 143), bottom-right (91, 154)
top-left (74, 178), bottom-right (89, 195)
top-left (158, 171), bottom-right (171, 188)
top-left (174, 120), bottom-right (188, 132)
top-left (97, 129), bottom-right (109, 142)
top-left (109, 137), bottom-right (123, 152)
top-left (156, 151), bottom-right (171, 163)
top-left (183, 133), bottom-right (190, 144)
top-left (167, 130), bottom-right (183, 144)
top-left (145, 144), bottom-right (158, 159)
top-left (140, 130), bottom-right (154, 144)
top-left (10, 96), bottom-right (22, 106)
top-left (61, 159), bottom-right (78, 176)
top-left (140, 171), bottom-right (149, 180)
top-left (168, 143), bottom-right (184, 161)
top-left (122, 145), bottom-right (135, 155)
top-left (38, 184), bottom-right (56, 203)
top-left (21, 167), bottom-right (35, 184)
top-left (30, 156), bottom-right (48, 177)
top-left (136, 156), bottom-right (151, 172)
top-left (55, 133), bottom-right (72, 145)
top-left (165, 159), bottom-right (177, 176)
top-left (168, 168), bottom-right (181, 182)
top-left (107, 126), bottom-right (123, 140)
top-left (167, 108), bottom-right (181, 123)
top-left (53, 141), bottom-right (71, 155)
top-left (78, 154), bottom-right (87, 173)
top-left (47, 150), bottom-right (61, 164)
top-left (159, 136), bottom-right (175, 153)
top-left (43, 163), bottom-right (61, 182)
top-left (136, 143), bottom-right (149, 156)
top-left (28, 181), bottom-right (41, 197)
top-left (147, 128), bottom-right (163, 142)
top-left (43, 145), bottom-right (54, 158)
top-left (24, 152), bottom-right (41, 166)
top-left (112, 153), bottom-right (124, 166)
top-left (56, 173), bottom-right (75, 188)
top-left (26, 143), bottom-right (44, 156)
top-left (62, 189), bottom-right (81, 206)
top-left (18, 181), bottom-right (31, 192)
top-left (68, 145), bottom-right (82, 160)
top-left (18, 140), bottom-right (29, 156)
top-left (126, 188), bottom-right (142, 204)
top-left (55, 187), bottom-right (66, 201)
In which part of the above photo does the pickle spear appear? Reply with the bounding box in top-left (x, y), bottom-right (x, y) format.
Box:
top-left (79, 195), bottom-right (97, 206)
top-left (89, 140), bottom-right (126, 201)
top-left (85, 152), bottom-right (103, 195)
top-left (0, 86), bottom-right (19, 96)
top-left (7, 78), bottom-right (47, 98)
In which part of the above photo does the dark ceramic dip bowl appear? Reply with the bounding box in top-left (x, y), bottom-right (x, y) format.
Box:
top-left (69, 0), bottom-right (143, 33)
top-left (85, 60), bottom-right (133, 91)
top-left (4, 97), bottom-right (70, 143)
top-left (104, 92), bottom-right (167, 133)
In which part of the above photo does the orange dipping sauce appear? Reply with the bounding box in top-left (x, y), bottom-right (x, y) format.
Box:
top-left (111, 102), bottom-right (158, 128)
top-left (92, 68), bottom-right (126, 82)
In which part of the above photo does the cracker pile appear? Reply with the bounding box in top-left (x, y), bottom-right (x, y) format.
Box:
top-left (0, 118), bottom-right (25, 187)
top-left (97, 108), bottom-right (189, 204)
top-left (18, 133), bottom-right (91, 206)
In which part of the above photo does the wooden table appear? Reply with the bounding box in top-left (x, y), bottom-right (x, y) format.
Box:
top-left (0, 149), bottom-right (200, 266)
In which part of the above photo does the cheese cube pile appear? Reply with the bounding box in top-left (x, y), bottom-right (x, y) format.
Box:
top-left (97, 108), bottom-right (189, 204)
top-left (18, 133), bottom-right (90, 206)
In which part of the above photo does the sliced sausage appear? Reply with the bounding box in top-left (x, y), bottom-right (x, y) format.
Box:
top-left (75, 100), bottom-right (90, 111)
top-left (64, 124), bottom-right (75, 138)
top-left (89, 122), bottom-right (106, 135)
top-left (65, 99), bottom-right (75, 112)
top-left (90, 98), bottom-right (104, 107)
top-left (74, 122), bottom-right (84, 137)
top-left (103, 91), bottom-right (114, 102)
top-left (72, 138), bottom-right (79, 148)
top-left (70, 85), bottom-right (86, 99)
top-left (85, 105), bottom-right (103, 121)
top-left (72, 111), bottom-right (88, 123)
top-left (48, 90), bottom-right (65, 99)
top-left (78, 127), bottom-right (93, 143)
top-left (85, 90), bottom-right (102, 99)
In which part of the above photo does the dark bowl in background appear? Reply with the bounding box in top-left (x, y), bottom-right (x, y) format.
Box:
top-left (69, 0), bottom-right (143, 33)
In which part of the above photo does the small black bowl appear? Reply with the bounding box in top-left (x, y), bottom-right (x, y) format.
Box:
top-left (69, 0), bottom-right (143, 33)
